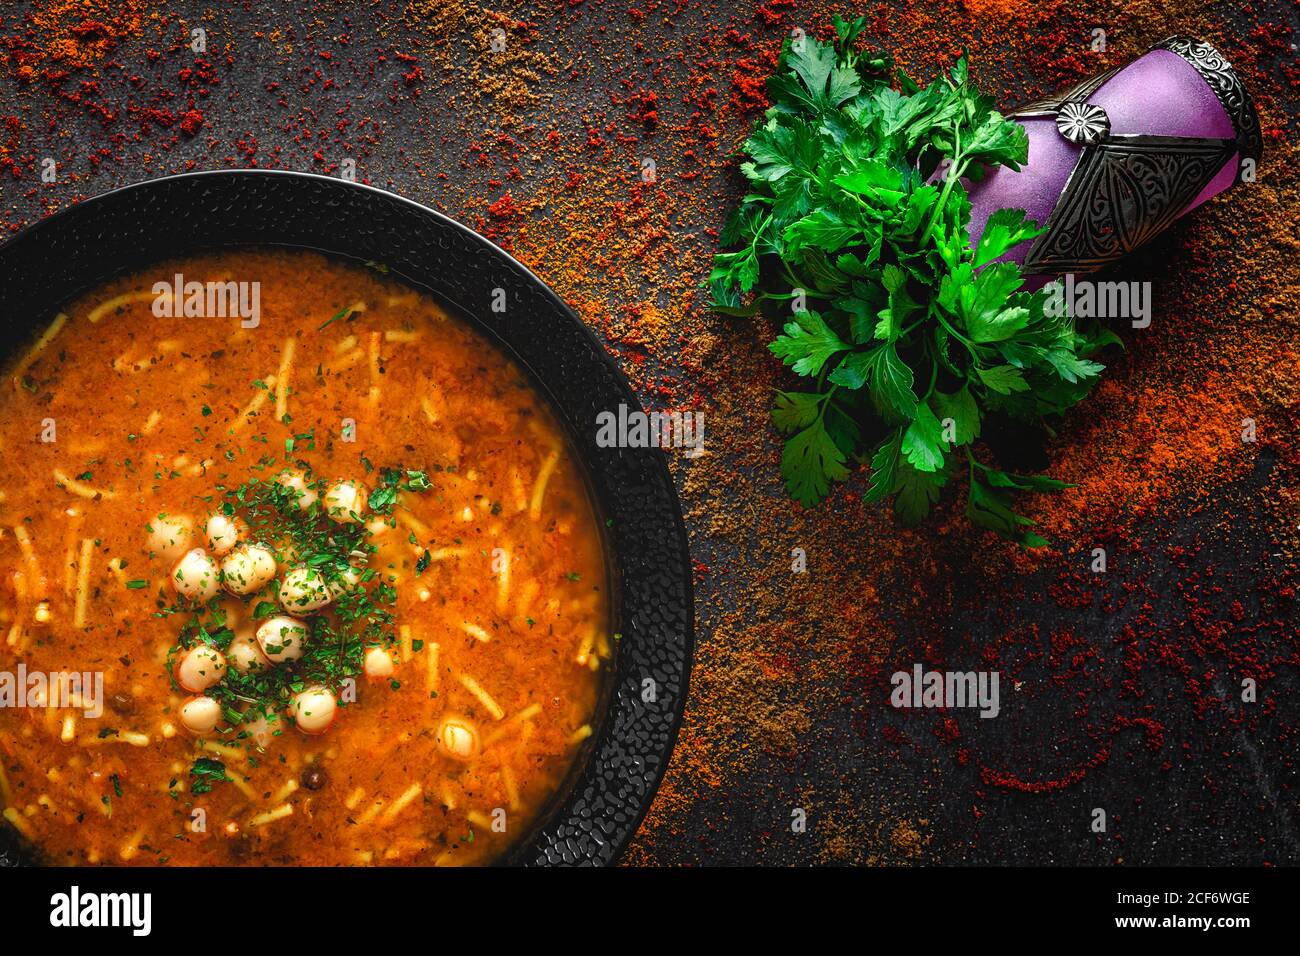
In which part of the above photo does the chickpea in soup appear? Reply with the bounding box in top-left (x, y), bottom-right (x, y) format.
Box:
top-left (0, 249), bottom-right (610, 866)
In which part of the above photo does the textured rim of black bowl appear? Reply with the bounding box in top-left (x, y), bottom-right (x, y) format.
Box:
top-left (0, 169), bottom-right (694, 867)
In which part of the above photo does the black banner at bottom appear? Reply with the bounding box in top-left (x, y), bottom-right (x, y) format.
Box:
top-left (2, 864), bottom-right (1287, 940)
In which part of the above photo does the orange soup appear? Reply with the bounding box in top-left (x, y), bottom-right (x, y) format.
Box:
top-left (0, 249), bottom-right (610, 865)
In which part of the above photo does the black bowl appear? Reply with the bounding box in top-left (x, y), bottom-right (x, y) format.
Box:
top-left (0, 170), bottom-right (693, 866)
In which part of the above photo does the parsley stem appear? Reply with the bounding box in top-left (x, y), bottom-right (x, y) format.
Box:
top-left (934, 308), bottom-right (979, 358)
top-left (779, 261), bottom-right (830, 300)
top-left (921, 134), bottom-right (968, 246)
top-left (923, 354), bottom-right (939, 400)
top-left (815, 385), bottom-right (841, 421)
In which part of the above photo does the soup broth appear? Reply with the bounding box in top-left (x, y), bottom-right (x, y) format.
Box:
top-left (0, 249), bottom-right (609, 866)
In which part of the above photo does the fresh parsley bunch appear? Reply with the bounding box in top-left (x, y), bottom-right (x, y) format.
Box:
top-left (709, 16), bottom-right (1118, 546)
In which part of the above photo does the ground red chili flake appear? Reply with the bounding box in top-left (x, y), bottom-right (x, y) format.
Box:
top-left (179, 109), bottom-right (203, 136)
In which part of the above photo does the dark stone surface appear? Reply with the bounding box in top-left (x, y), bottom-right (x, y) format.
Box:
top-left (0, 0), bottom-right (1297, 867)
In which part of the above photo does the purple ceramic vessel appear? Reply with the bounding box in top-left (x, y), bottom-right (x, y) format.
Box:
top-left (966, 36), bottom-right (1262, 277)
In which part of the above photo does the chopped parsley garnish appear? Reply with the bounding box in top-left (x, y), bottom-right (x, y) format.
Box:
top-left (367, 484), bottom-right (398, 512)
top-left (163, 464), bottom-right (433, 722)
top-left (318, 306), bottom-right (355, 331)
top-left (189, 756), bottom-right (230, 795)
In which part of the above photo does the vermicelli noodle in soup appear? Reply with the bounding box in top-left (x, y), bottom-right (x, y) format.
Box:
top-left (0, 249), bottom-right (610, 866)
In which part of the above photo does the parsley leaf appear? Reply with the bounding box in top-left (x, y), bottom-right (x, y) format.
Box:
top-left (769, 311), bottom-right (850, 377)
top-left (781, 417), bottom-right (850, 507)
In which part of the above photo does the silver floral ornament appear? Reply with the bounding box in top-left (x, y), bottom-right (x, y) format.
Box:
top-left (1056, 102), bottom-right (1111, 145)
